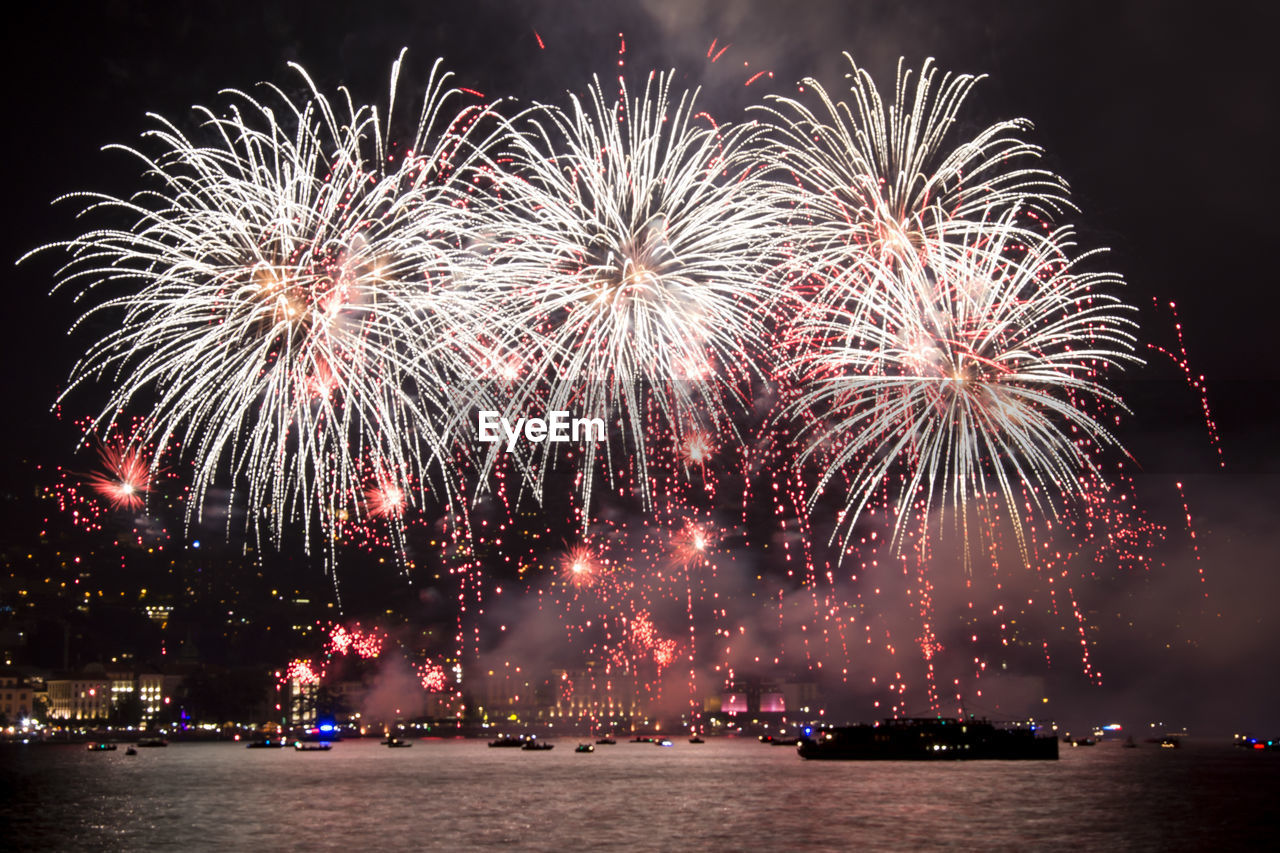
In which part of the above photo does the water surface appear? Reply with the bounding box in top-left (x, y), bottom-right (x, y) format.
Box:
top-left (2, 738), bottom-right (1276, 851)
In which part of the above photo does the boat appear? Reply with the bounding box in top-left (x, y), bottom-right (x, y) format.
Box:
top-left (1237, 735), bottom-right (1278, 750)
top-left (86, 742), bottom-right (117, 751)
top-left (125, 746), bottom-right (138, 756)
top-left (488, 736), bottom-right (525, 748)
top-left (656, 739), bottom-right (674, 747)
top-left (296, 728), bottom-right (341, 743)
top-left (1070, 737), bottom-right (1096, 747)
top-left (137, 737), bottom-right (168, 748)
top-left (575, 743), bottom-right (594, 753)
top-left (688, 736), bottom-right (705, 744)
top-left (630, 736), bottom-right (656, 743)
top-left (521, 740), bottom-right (554, 751)
top-left (798, 718), bottom-right (1059, 761)
top-left (760, 735), bottom-right (800, 746)
top-left (246, 738), bottom-right (287, 749)
top-left (382, 737), bottom-right (413, 748)
top-left (294, 741), bottom-right (332, 752)
top-left (595, 737), bottom-right (617, 745)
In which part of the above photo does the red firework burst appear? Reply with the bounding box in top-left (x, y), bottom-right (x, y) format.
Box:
top-left (680, 431), bottom-right (714, 467)
top-left (365, 480), bottom-right (407, 519)
top-left (87, 440), bottom-right (153, 511)
top-left (560, 544), bottom-right (598, 588)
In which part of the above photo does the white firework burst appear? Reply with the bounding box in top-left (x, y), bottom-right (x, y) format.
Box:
top-left (760, 54), bottom-right (1072, 313)
top-left (477, 71), bottom-right (783, 515)
top-left (787, 208), bottom-right (1139, 562)
top-left (31, 52), bottom-right (498, 560)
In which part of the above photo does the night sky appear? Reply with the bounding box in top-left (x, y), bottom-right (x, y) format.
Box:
top-left (1, 0), bottom-right (1276, 732)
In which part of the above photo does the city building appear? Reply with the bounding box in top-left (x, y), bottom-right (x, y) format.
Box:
top-left (43, 663), bottom-right (182, 724)
top-left (0, 669), bottom-right (34, 723)
top-left (44, 668), bottom-right (113, 721)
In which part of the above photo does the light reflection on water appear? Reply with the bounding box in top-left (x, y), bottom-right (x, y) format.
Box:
top-left (2, 738), bottom-right (1277, 851)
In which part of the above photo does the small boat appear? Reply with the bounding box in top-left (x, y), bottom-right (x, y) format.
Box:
top-left (294, 741), bottom-right (332, 752)
top-left (125, 746), bottom-right (138, 756)
top-left (489, 736), bottom-right (525, 748)
top-left (521, 740), bottom-right (554, 751)
top-left (760, 735), bottom-right (800, 746)
top-left (595, 737), bottom-right (617, 745)
top-left (137, 738), bottom-right (169, 748)
top-left (246, 738), bottom-right (287, 749)
top-left (575, 743), bottom-right (594, 753)
top-left (630, 736), bottom-right (656, 743)
top-left (86, 742), bottom-right (117, 751)
top-left (688, 736), bottom-right (705, 744)
top-left (656, 739), bottom-right (674, 747)
top-left (382, 737), bottom-right (413, 748)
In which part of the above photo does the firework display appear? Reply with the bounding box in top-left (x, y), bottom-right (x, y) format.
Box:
top-left (29, 45), bottom-right (1215, 723)
top-left (281, 622), bottom-right (459, 720)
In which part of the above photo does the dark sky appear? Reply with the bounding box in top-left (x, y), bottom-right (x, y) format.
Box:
top-left (1, 0), bottom-right (1277, 731)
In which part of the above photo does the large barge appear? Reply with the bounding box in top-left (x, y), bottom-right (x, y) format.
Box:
top-left (797, 717), bottom-right (1058, 761)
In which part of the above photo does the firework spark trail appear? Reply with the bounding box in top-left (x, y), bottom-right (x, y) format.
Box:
top-left (476, 70), bottom-right (783, 521)
top-left (1172, 480), bottom-right (1209, 596)
top-left (29, 52), bottom-right (500, 572)
top-left (1147, 298), bottom-right (1224, 467)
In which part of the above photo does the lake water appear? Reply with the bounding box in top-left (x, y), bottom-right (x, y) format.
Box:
top-left (1, 738), bottom-right (1276, 851)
